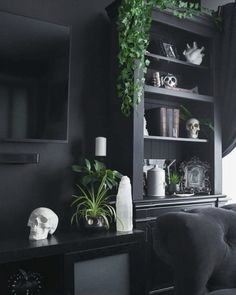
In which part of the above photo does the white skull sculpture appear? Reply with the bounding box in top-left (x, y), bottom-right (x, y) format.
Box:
top-left (186, 118), bottom-right (200, 139)
top-left (27, 207), bottom-right (59, 241)
top-left (163, 74), bottom-right (177, 88)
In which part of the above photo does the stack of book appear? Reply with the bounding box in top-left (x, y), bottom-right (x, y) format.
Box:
top-left (146, 107), bottom-right (180, 137)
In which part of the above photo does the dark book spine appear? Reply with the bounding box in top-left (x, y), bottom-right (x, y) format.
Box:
top-left (166, 108), bottom-right (173, 137)
top-left (173, 108), bottom-right (180, 138)
top-left (160, 107), bottom-right (167, 136)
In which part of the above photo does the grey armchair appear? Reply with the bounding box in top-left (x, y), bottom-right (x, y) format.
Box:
top-left (153, 205), bottom-right (236, 295)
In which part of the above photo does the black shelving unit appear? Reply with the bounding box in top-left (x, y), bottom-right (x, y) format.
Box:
top-left (106, 3), bottom-right (225, 294)
top-left (107, 3), bottom-right (223, 199)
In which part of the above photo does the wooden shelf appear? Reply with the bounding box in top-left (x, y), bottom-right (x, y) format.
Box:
top-left (144, 85), bottom-right (214, 103)
top-left (144, 135), bottom-right (208, 143)
top-left (146, 52), bottom-right (209, 70)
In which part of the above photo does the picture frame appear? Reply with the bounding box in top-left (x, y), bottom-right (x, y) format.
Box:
top-left (179, 157), bottom-right (211, 194)
top-left (159, 40), bottom-right (179, 59)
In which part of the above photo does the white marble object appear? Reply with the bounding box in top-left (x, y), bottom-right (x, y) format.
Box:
top-left (183, 42), bottom-right (205, 65)
top-left (116, 176), bottom-right (133, 232)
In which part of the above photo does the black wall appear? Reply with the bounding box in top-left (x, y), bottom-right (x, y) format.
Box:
top-left (0, 0), bottom-right (113, 238)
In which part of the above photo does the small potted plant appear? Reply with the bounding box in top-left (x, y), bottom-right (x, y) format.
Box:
top-left (168, 172), bottom-right (180, 195)
top-left (71, 159), bottom-right (122, 230)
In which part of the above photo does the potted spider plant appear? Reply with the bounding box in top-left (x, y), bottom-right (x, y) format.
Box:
top-left (168, 172), bottom-right (180, 195)
top-left (71, 159), bottom-right (122, 230)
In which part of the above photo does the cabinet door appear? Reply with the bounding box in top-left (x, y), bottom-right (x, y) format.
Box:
top-left (64, 243), bottom-right (145, 295)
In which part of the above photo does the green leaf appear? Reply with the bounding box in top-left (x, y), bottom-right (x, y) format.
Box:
top-left (72, 165), bottom-right (83, 172)
top-left (85, 159), bottom-right (91, 171)
top-left (100, 214), bottom-right (110, 228)
top-left (94, 160), bottom-right (105, 172)
top-left (82, 175), bottom-right (93, 186)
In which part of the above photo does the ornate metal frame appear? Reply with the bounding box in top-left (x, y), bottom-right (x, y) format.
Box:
top-left (179, 157), bottom-right (211, 194)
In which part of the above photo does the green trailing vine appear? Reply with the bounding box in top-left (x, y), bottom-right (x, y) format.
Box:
top-left (117, 0), bottom-right (201, 117)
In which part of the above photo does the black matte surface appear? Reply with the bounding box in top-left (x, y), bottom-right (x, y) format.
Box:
top-left (0, 12), bottom-right (70, 141)
top-left (0, 230), bottom-right (144, 295)
top-left (0, 230), bottom-right (143, 264)
top-left (0, 0), bottom-right (113, 238)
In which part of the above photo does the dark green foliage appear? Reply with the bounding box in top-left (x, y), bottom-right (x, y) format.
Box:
top-left (71, 159), bottom-right (122, 228)
top-left (169, 172), bottom-right (180, 184)
top-left (117, 0), bottom-right (200, 116)
top-left (72, 159), bottom-right (122, 190)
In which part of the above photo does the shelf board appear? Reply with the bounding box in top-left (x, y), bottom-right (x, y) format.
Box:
top-left (144, 135), bottom-right (208, 143)
top-left (146, 52), bottom-right (209, 70)
top-left (144, 85), bottom-right (214, 103)
top-left (134, 195), bottom-right (227, 207)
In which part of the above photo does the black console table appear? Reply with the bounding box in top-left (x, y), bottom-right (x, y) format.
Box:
top-left (0, 230), bottom-right (145, 295)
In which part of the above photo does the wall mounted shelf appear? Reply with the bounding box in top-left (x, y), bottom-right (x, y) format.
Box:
top-left (144, 135), bottom-right (208, 143)
top-left (144, 85), bottom-right (214, 103)
top-left (146, 52), bottom-right (209, 70)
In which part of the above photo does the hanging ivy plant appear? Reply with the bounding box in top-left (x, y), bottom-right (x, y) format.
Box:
top-left (117, 0), bottom-right (200, 117)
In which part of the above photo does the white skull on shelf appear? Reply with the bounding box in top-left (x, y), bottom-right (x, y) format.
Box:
top-left (27, 207), bottom-right (59, 241)
top-left (163, 74), bottom-right (178, 88)
top-left (186, 118), bottom-right (200, 139)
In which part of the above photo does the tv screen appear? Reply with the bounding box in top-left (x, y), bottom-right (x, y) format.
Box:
top-left (0, 12), bottom-right (70, 141)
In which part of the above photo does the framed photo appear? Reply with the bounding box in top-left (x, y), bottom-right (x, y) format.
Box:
top-left (160, 40), bottom-right (179, 59)
top-left (179, 157), bottom-right (211, 194)
top-left (163, 43), bottom-right (176, 58)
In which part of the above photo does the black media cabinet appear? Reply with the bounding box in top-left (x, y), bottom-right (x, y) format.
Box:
top-left (0, 230), bottom-right (145, 295)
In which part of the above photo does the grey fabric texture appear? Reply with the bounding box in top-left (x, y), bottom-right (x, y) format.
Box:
top-left (153, 206), bottom-right (236, 295)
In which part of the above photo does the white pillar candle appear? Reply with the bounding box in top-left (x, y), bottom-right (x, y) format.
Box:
top-left (95, 137), bottom-right (107, 157)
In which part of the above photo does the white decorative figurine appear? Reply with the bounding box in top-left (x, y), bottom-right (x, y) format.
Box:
top-left (143, 116), bottom-right (149, 136)
top-left (183, 42), bottom-right (205, 65)
top-left (116, 176), bottom-right (133, 232)
top-left (27, 207), bottom-right (59, 241)
top-left (186, 118), bottom-right (200, 139)
top-left (162, 74), bottom-right (178, 88)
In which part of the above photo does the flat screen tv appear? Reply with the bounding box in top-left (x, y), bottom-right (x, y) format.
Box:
top-left (0, 12), bottom-right (70, 142)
